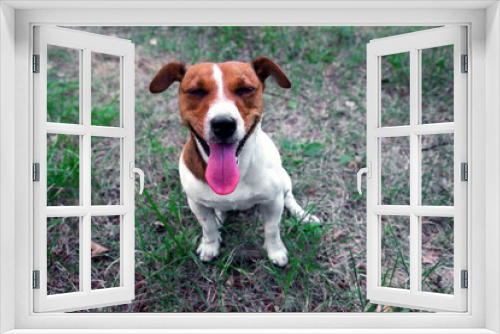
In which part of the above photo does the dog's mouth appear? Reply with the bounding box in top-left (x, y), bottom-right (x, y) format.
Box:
top-left (188, 119), bottom-right (258, 196)
top-left (188, 120), bottom-right (257, 159)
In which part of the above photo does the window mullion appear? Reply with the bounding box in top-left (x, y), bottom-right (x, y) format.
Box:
top-left (409, 47), bottom-right (421, 295)
top-left (82, 47), bottom-right (92, 294)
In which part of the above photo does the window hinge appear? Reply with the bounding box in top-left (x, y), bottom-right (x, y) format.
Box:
top-left (461, 54), bottom-right (468, 73)
top-left (461, 270), bottom-right (468, 289)
top-left (33, 270), bottom-right (40, 289)
top-left (33, 54), bottom-right (40, 73)
top-left (461, 162), bottom-right (468, 181)
top-left (33, 163), bottom-right (40, 182)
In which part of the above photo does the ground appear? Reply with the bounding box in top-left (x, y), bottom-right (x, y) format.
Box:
top-left (45, 26), bottom-right (455, 312)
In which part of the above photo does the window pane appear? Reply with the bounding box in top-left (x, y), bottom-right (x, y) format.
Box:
top-left (47, 134), bottom-right (79, 206)
top-left (381, 52), bottom-right (410, 127)
top-left (91, 137), bottom-right (121, 205)
top-left (47, 217), bottom-right (80, 295)
top-left (421, 45), bottom-right (454, 124)
top-left (91, 216), bottom-right (121, 289)
top-left (381, 136), bottom-right (410, 205)
top-left (421, 217), bottom-right (454, 295)
top-left (421, 133), bottom-right (454, 206)
top-left (92, 52), bottom-right (121, 127)
top-left (47, 45), bottom-right (80, 124)
top-left (381, 216), bottom-right (410, 290)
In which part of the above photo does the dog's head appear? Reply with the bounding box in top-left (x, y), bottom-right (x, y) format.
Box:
top-left (150, 57), bottom-right (291, 195)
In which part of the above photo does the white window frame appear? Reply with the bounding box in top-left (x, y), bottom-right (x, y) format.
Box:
top-left (0, 1), bottom-right (499, 333)
top-left (365, 26), bottom-right (468, 312)
top-left (33, 25), bottom-right (136, 313)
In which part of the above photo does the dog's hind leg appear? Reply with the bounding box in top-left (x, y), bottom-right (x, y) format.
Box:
top-left (262, 195), bottom-right (288, 267)
top-left (281, 168), bottom-right (320, 224)
top-left (187, 197), bottom-right (221, 262)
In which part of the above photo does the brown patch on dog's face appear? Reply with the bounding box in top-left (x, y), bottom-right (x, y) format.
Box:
top-left (182, 136), bottom-right (207, 182)
top-left (214, 62), bottom-right (265, 135)
top-left (177, 62), bottom-right (267, 140)
top-left (177, 63), bottom-right (218, 138)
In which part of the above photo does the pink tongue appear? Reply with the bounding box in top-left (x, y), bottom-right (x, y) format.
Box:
top-left (206, 143), bottom-right (240, 195)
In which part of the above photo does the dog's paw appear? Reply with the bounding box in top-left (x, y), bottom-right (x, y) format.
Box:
top-left (302, 213), bottom-right (321, 224)
top-left (266, 244), bottom-right (289, 267)
top-left (196, 241), bottom-right (220, 262)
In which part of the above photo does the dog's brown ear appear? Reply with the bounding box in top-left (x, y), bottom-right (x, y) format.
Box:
top-left (251, 57), bottom-right (291, 89)
top-left (149, 62), bottom-right (187, 94)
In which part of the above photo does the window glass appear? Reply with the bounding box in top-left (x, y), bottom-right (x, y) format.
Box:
top-left (92, 52), bottom-right (121, 127)
top-left (381, 137), bottom-right (410, 205)
top-left (421, 134), bottom-right (454, 206)
top-left (381, 216), bottom-right (411, 290)
top-left (421, 45), bottom-right (454, 124)
top-left (91, 137), bottom-right (121, 205)
top-left (47, 134), bottom-right (80, 206)
top-left (381, 52), bottom-right (410, 127)
top-left (47, 217), bottom-right (80, 295)
top-left (91, 216), bottom-right (121, 289)
top-left (47, 45), bottom-right (80, 124)
top-left (421, 217), bottom-right (454, 294)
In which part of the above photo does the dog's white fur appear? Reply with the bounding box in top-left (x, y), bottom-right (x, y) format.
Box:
top-left (179, 64), bottom-right (319, 267)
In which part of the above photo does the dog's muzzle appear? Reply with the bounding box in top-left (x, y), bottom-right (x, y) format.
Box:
top-left (210, 115), bottom-right (237, 141)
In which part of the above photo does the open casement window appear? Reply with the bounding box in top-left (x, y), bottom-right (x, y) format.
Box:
top-left (363, 26), bottom-right (467, 312)
top-left (33, 26), bottom-right (140, 312)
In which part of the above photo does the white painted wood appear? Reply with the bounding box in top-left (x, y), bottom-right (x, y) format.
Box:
top-left (372, 126), bottom-right (412, 137)
top-left (366, 26), bottom-right (467, 312)
top-left (372, 205), bottom-right (454, 217)
top-left (34, 26), bottom-right (131, 57)
top-left (33, 26), bottom-right (135, 312)
top-left (453, 26), bottom-right (468, 313)
top-left (9, 5), bottom-right (489, 333)
top-left (411, 206), bottom-right (455, 217)
top-left (0, 329), bottom-right (498, 334)
top-left (485, 3), bottom-right (500, 333)
top-left (366, 36), bottom-right (380, 306)
top-left (46, 123), bottom-right (130, 138)
top-left (409, 46), bottom-right (420, 297)
top-left (82, 46), bottom-right (92, 298)
top-left (0, 2), bottom-right (17, 333)
top-left (46, 206), bottom-right (130, 217)
top-left (120, 43), bottom-right (135, 300)
top-left (412, 123), bottom-right (455, 135)
top-left (3, 0), bottom-right (497, 10)
top-left (372, 123), bottom-right (454, 137)
top-left (32, 25), bottom-right (48, 314)
top-left (368, 26), bottom-right (467, 56)
top-left (372, 205), bottom-right (411, 215)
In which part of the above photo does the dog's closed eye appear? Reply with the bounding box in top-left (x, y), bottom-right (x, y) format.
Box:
top-left (186, 88), bottom-right (208, 98)
top-left (235, 87), bottom-right (255, 96)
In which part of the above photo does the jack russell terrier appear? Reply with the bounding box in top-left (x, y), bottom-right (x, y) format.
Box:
top-left (150, 57), bottom-right (319, 267)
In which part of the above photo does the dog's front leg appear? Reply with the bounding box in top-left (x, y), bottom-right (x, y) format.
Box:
top-left (187, 197), bottom-right (221, 262)
top-left (262, 196), bottom-right (288, 267)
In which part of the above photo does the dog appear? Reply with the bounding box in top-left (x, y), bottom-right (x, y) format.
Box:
top-left (150, 57), bottom-right (319, 266)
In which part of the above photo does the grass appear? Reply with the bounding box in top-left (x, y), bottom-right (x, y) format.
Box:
top-left (44, 26), bottom-right (455, 312)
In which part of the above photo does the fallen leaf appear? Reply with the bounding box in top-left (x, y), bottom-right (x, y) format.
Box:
top-left (422, 250), bottom-right (440, 264)
top-left (91, 241), bottom-right (109, 257)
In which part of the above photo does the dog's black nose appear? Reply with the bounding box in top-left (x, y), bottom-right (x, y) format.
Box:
top-left (211, 116), bottom-right (237, 140)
